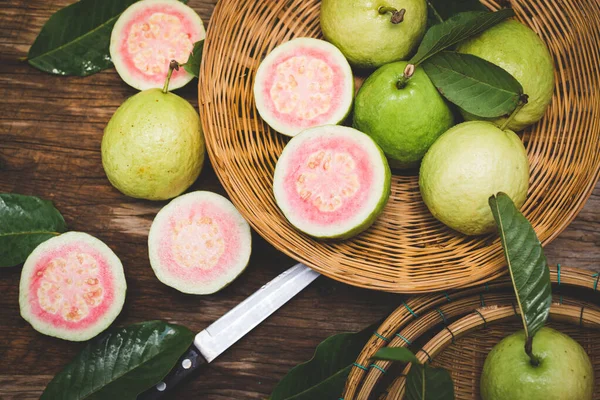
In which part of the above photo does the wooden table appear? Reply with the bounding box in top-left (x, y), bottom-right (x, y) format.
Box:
top-left (1, 1), bottom-right (598, 399)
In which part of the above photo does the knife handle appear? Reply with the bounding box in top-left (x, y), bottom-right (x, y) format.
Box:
top-left (137, 345), bottom-right (207, 400)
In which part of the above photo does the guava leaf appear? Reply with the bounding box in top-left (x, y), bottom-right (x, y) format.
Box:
top-left (406, 364), bottom-right (455, 400)
top-left (422, 51), bottom-right (523, 118)
top-left (183, 40), bottom-right (204, 78)
top-left (28, 0), bottom-right (189, 76)
top-left (489, 193), bottom-right (552, 340)
top-left (0, 193), bottom-right (67, 267)
top-left (41, 321), bottom-right (194, 400)
top-left (270, 322), bottom-right (377, 400)
top-left (426, 0), bottom-right (488, 26)
top-left (409, 9), bottom-right (515, 67)
top-left (372, 347), bottom-right (420, 364)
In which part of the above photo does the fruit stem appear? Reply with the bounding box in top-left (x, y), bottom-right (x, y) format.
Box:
top-left (396, 64), bottom-right (416, 89)
top-left (500, 94), bottom-right (529, 130)
top-left (162, 60), bottom-right (180, 94)
top-left (525, 336), bottom-right (541, 367)
top-left (378, 6), bottom-right (406, 24)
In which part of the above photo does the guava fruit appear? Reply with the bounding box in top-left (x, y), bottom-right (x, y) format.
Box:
top-left (110, 0), bottom-right (206, 90)
top-left (253, 37), bottom-right (354, 137)
top-left (273, 125), bottom-right (391, 239)
top-left (19, 232), bottom-right (126, 342)
top-left (320, 0), bottom-right (427, 69)
top-left (148, 191), bottom-right (252, 295)
top-left (102, 65), bottom-right (205, 201)
top-left (457, 20), bottom-right (555, 131)
top-left (419, 121), bottom-right (529, 236)
top-left (353, 61), bottom-right (455, 169)
top-left (480, 327), bottom-right (594, 400)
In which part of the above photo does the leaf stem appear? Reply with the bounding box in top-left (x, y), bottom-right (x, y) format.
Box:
top-left (378, 6), bottom-right (406, 24)
top-left (426, 0), bottom-right (444, 23)
top-left (525, 336), bottom-right (541, 367)
top-left (500, 94), bottom-right (529, 130)
top-left (162, 60), bottom-right (180, 94)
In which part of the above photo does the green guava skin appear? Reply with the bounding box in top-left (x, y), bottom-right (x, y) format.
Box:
top-left (102, 89), bottom-right (205, 201)
top-left (481, 328), bottom-right (594, 400)
top-left (320, 0), bottom-right (427, 69)
top-left (457, 20), bottom-right (555, 131)
top-left (353, 61), bottom-right (454, 169)
top-left (419, 121), bottom-right (529, 235)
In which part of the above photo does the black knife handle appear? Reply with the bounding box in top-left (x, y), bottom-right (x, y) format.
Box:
top-left (137, 345), bottom-right (207, 400)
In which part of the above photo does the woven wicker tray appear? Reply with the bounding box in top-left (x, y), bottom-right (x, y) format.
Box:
top-left (198, 0), bottom-right (600, 293)
top-left (343, 265), bottom-right (600, 399)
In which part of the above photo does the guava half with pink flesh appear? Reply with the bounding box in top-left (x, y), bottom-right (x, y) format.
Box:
top-left (19, 232), bottom-right (126, 342)
top-left (110, 0), bottom-right (206, 90)
top-left (273, 125), bottom-right (391, 239)
top-left (253, 37), bottom-right (354, 137)
top-left (148, 191), bottom-right (252, 295)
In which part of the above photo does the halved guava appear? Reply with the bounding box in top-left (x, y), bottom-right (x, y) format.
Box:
top-left (253, 38), bottom-right (354, 137)
top-left (110, 0), bottom-right (206, 90)
top-left (19, 232), bottom-right (126, 342)
top-left (148, 191), bottom-right (252, 295)
top-left (273, 125), bottom-right (391, 239)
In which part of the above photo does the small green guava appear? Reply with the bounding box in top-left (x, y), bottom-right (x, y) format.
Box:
top-left (457, 20), bottom-right (555, 131)
top-left (102, 63), bottom-right (205, 201)
top-left (353, 61), bottom-right (455, 169)
top-left (480, 327), bottom-right (594, 400)
top-left (419, 121), bottom-right (530, 235)
top-left (320, 0), bottom-right (428, 69)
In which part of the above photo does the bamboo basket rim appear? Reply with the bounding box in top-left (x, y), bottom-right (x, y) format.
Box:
top-left (343, 265), bottom-right (600, 399)
top-left (199, 0), bottom-right (600, 293)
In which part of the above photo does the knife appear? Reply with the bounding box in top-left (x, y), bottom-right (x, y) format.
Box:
top-left (138, 263), bottom-right (320, 400)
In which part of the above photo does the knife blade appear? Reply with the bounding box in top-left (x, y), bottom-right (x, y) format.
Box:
top-left (138, 263), bottom-right (320, 399)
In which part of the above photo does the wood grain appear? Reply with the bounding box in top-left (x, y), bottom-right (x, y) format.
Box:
top-left (0, 0), bottom-right (598, 399)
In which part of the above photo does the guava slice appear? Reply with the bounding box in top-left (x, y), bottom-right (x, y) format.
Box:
top-left (110, 0), bottom-right (206, 90)
top-left (19, 232), bottom-right (126, 342)
top-left (253, 38), bottom-right (354, 137)
top-left (148, 191), bottom-right (252, 295)
top-left (273, 125), bottom-right (391, 239)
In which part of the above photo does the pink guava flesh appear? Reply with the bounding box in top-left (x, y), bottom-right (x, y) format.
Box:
top-left (282, 136), bottom-right (375, 226)
top-left (110, 0), bottom-right (206, 90)
top-left (273, 125), bottom-right (391, 239)
top-left (254, 38), bottom-right (354, 137)
top-left (27, 242), bottom-right (115, 331)
top-left (148, 191), bottom-right (251, 294)
top-left (19, 232), bottom-right (126, 341)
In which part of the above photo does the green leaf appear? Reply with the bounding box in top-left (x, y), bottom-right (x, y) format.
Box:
top-left (28, 0), bottom-right (189, 76)
top-left (406, 364), bottom-right (455, 400)
top-left (409, 9), bottom-right (515, 67)
top-left (0, 193), bottom-right (67, 267)
top-left (422, 51), bottom-right (523, 118)
top-left (270, 323), bottom-right (376, 400)
top-left (372, 347), bottom-right (420, 364)
top-left (183, 40), bottom-right (204, 78)
top-left (489, 193), bottom-right (552, 339)
top-left (426, 0), bottom-right (488, 26)
top-left (41, 321), bottom-right (194, 400)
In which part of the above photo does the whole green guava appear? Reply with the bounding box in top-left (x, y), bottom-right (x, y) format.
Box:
top-left (353, 61), bottom-right (454, 169)
top-left (481, 327), bottom-right (594, 400)
top-left (419, 121), bottom-right (529, 235)
top-left (320, 0), bottom-right (427, 69)
top-left (101, 89), bottom-right (205, 201)
top-left (457, 20), bottom-right (555, 131)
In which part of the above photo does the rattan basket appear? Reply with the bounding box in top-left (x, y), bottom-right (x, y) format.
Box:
top-left (198, 0), bottom-right (600, 293)
top-left (342, 265), bottom-right (600, 399)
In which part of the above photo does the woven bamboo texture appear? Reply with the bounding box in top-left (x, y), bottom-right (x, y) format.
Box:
top-left (342, 265), bottom-right (600, 399)
top-left (198, 0), bottom-right (600, 293)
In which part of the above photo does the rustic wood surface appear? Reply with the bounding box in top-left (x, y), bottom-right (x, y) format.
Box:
top-left (0, 1), bottom-right (598, 399)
